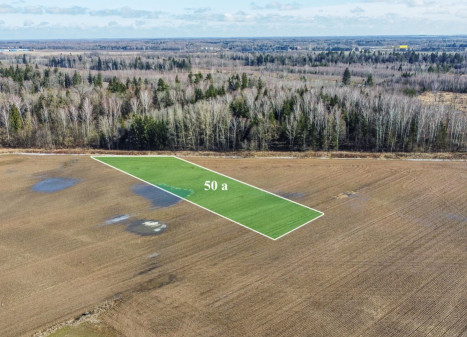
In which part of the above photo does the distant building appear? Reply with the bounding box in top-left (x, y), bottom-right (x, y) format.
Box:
top-left (399, 45), bottom-right (408, 50)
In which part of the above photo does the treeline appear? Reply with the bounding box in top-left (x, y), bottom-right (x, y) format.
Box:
top-left (46, 55), bottom-right (192, 72)
top-left (0, 74), bottom-right (465, 152)
top-left (8, 50), bottom-right (466, 74)
top-left (0, 64), bottom-right (93, 92)
top-left (233, 50), bottom-right (466, 69)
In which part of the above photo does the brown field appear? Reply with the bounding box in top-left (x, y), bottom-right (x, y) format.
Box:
top-left (0, 154), bottom-right (466, 337)
top-left (418, 91), bottom-right (467, 113)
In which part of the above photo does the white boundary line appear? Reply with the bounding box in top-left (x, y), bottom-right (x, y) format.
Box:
top-left (91, 155), bottom-right (324, 240)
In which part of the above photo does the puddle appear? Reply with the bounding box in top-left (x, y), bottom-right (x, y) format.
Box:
top-left (105, 214), bottom-right (130, 225)
top-left (32, 177), bottom-right (81, 193)
top-left (126, 220), bottom-right (167, 236)
top-left (132, 184), bottom-right (184, 208)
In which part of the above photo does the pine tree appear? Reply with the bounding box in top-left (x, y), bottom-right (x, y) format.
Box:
top-left (241, 73), bottom-right (248, 89)
top-left (162, 91), bottom-right (174, 107)
top-left (9, 105), bottom-right (22, 132)
top-left (72, 71), bottom-right (82, 86)
top-left (194, 88), bottom-right (204, 102)
top-left (157, 78), bottom-right (169, 92)
top-left (205, 84), bottom-right (217, 99)
top-left (64, 73), bottom-right (72, 88)
top-left (93, 72), bottom-right (103, 88)
top-left (342, 68), bottom-right (351, 85)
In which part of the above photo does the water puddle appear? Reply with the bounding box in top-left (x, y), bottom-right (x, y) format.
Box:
top-left (105, 214), bottom-right (130, 225)
top-left (32, 177), bottom-right (81, 193)
top-left (126, 220), bottom-right (167, 236)
top-left (132, 184), bottom-right (184, 208)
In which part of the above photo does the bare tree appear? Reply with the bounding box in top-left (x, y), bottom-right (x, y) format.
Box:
top-left (0, 104), bottom-right (10, 141)
top-left (139, 90), bottom-right (150, 116)
top-left (81, 97), bottom-right (93, 141)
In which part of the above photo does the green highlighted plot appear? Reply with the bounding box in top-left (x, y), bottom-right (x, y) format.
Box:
top-left (93, 156), bottom-right (323, 239)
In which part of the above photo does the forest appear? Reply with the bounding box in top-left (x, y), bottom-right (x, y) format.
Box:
top-left (0, 39), bottom-right (466, 152)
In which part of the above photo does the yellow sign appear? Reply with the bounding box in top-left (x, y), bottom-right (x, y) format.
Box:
top-left (399, 45), bottom-right (408, 49)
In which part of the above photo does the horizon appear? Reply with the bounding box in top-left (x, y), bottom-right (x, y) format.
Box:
top-left (0, 0), bottom-right (466, 39)
top-left (1, 34), bottom-right (467, 43)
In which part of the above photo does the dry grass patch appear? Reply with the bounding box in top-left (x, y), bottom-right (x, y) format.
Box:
top-left (418, 91), bottom-right (467, 113)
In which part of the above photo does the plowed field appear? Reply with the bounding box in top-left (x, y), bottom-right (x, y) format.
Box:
top-left (0, 154), bottom-right (466, 337)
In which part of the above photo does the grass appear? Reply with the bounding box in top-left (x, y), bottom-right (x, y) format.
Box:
top-left (93, 156), bottom-right (323, 239)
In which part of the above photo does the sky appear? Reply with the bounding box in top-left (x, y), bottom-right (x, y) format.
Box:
top-left (0, 0), bottom-right (465, 39)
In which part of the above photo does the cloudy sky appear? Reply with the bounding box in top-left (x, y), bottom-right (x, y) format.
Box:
top-left (0, 0), bottom-right (465, 39)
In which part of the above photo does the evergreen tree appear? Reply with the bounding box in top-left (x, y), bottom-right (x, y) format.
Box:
top-left (162, 91), bottom-right (174, 107)
top-left (108, 76), bottom-right (126, 93)
top-left (157, 78), bottom-right (169, 92)
top-left (93, 72), bottom-right (103, 88)
top-left (228, 74), bottom-right (240, 91)
top-left (217, 86), bottom-right (226, 96)
top-left (9, 105), bottom-right (22, 132)
top-left (241, 72), bottom-right (248, 89)
top-left (121, 99), bottom-right (132, 118)
top-left (230, 96), bottom-right (249, 118)
top-left (194, 72), bottom-right (203, 84)
top-left (257, 77), bottom-right (264, 90)
top-left (64, 73), bottom-right (72, 88)
top-left (194, 88), bottom-right (204, 102)
top-left (72, 71), bottom-right (82, 86)
top-left (342, 68), bottom-right (351, 85)
top-left (205, 84), bottom-right (217, 99)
